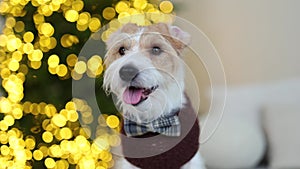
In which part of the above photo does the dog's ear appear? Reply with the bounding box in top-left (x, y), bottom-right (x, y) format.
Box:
top-left (161, 24), bottom-right (191, 53)
top-left (169, 25), bottom-right (191, 48)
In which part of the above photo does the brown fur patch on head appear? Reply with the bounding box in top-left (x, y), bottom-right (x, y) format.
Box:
top-left (145, 23), bottom-right (190, 52)
top-left (139, 32), bottom-right (177, 73)
top-left (104, 23), bottom-right (141, 67)
top-left (144, 23), bottom-right (170, 36)
top-left (120, 23), bottom-right (140, 34)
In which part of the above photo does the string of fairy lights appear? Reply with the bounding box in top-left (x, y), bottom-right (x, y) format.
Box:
top-left (0, 0), bottom-right (174, 168)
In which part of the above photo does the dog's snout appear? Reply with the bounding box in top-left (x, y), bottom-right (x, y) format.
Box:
top-left (119, 64), bottom-right (139, 82)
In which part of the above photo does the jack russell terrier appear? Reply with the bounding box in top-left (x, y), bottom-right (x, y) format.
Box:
top-left (103, 22), bottom-right (205, 169)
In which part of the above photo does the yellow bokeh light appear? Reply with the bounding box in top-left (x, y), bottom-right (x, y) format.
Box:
top-left (5, 17), bottom-right (16, 28)
top-left (67, 110), bottom-right (79, 122)
top-left (76, 23), bottom-right (88, 31)
top-left (1, 145), bottom-right (10, 156)
top-left (41, 5), bottom-right (53, 16)
top-left (60, 127), bottom-right (73, 139)
top-left (56, 160), bottom-right (69, 169)
top-left (33, 150), bottom-right (43, 161)
top-left (14, 21), bottom-right (25, 32)
top-left (25, 149), bottom-right (33, 160)
top-left (52, 114), bottom-right (67, 127)
top-left (30, 103), bottom-right (39, 115)
top-left (33, 13), bottom-right (45, 25)
top-left (4, 115), bottom-right (15, 126)
top-left (49, 3), bottom-right (60, 11)
top-left (131, 14), bottom-right (146, 26)
top-left (2, 28), bottom-right (13, 36)
top-left (0, 121), bottom-right (8, 131)
top-left (66, 54), bottom-right (77, 67)
top-left (108, 134), bottom-right (121, 147)
top-left (17, 72), bottom-right (26, 82)
top-left (133, 0), bottom-right (148, 10)
top-left (94, 137), bottom-right (109, 151)
top-left (12, 107), bottom-right (23, 119)
top-left (65, 9), bottom-right (79, 22)
top-left (23, 43), bottom-right (34, 54)
top-left (0, 97), bottom-right (12, 113)
top-left (25, 137), bottom-right (35, 150)
top-left (42, 131), bottom-right (53, 143)
top-left (48, 54), bottom-right (60, 68)
top-left (0, 2), bottom-right (10, 13)
top-left (1, 68), bottom-right (11, 79)
top-left (0, 35), bottom-right (8, 47)
top-left (40, 23), bottom-right (55, 37)
top-left (106, 115), bottom-right (119, 129)
top-left (48, 66), bottom-right (57, 75)
top-left (28, 49), bottom-right (43, 61)
top-left (87, 55), bottom-right (102, 71)
top-left (72, 0), bottom-right (84, 11)
top-left (39, 145), bottom-right (49, 157)
top-left (23, 101), bottom-right (31, 114)
top-left (7, 38), bottom-right (22, 52)
top-left (8, 59), bottom-right (19, 71)
top-left (39, 36), bottom-right (51, 47)
top-left (128, 8), bottom-right (138, 15)
top-left (100, 150), bottom-right (112, 162)
top-left (89, 17), bottom-right (101, 32)
top-left (109, 19), bottom-right (122, 29)
top-left (12, 51), bottom-right (23, 61)
top-left (45, 158), bottom-right (56, 168)
top-left (115, 1), bottom-right (129, 14)
top-left (159, 1), bottom-right (174, 14)
top-left (74, 61), bottom-right (86, 74)
top-left (79, 158), bottom-right (95, 169)
top-left (102, 7), bottom-right (116, 20)
top-left (56, 64), bottom-right (68, 77)
top-left (49, 37), bottom-right (57, 49)
top-left (77, 12), bottom-right (90, 25)
top-left (49, 144), bottom-right (62, 157)
top-left (101, 30), bottom-right (111, 42)
top-left (118, 12), bottom-right (131, 24)
top-left (65, 101), bottom-right (75, 110)
top-left (60, 34), bottom-right (79, 48)
top-left (59, 109), bottom-right (68, 119)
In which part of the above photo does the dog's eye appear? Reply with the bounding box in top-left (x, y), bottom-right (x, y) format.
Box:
top-left (151, 47), bottom-right (161, 55)
top-left (119, 47), bottom-right (126, 56)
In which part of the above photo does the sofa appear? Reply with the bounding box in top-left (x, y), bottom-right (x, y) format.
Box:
top-left (199, 78), bottom-right (300, 169)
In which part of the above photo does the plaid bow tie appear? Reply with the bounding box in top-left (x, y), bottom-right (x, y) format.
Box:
top-left (123, 115), bottom-right (181, 137)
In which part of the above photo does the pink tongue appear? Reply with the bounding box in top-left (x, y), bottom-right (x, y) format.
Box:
top-left (123, 88), bottom-right (144, 105)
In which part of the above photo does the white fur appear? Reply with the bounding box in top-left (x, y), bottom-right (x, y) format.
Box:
top-left (103, 30), bottom-right (185, 123)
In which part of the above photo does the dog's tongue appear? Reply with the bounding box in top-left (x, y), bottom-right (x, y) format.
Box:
top-left (123, 87), bottom-right (143, 105)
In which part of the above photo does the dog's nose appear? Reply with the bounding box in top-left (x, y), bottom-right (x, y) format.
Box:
top-left (119, 64), bottom-right (139, 82)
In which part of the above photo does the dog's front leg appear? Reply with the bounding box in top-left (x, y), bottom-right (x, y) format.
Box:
top-left (181, 151), bottom-right (206, 169)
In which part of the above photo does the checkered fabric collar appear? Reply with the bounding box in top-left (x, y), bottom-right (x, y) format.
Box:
top-left (123, 109), bottom-right (181, 137)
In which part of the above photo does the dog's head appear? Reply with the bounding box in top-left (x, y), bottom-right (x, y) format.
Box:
top-left (103, 23), bottom-right (190, 123)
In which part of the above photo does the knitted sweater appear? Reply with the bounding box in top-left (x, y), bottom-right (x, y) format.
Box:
top-left (121, 97), bottom-right (200, 169)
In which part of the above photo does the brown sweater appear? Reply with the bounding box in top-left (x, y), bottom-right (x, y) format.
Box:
top-left (121, 97), bottom-right (200, 169)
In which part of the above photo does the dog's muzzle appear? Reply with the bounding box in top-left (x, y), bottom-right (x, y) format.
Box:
top-left (119, 64), bottom-right (159, 106)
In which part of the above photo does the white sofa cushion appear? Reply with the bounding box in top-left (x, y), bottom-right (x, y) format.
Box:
top-left (263, 103), bottom-right (300, 169)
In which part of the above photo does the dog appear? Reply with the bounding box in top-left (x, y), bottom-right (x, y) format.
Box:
top-left (103, 23), bottom-right (206, 169)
